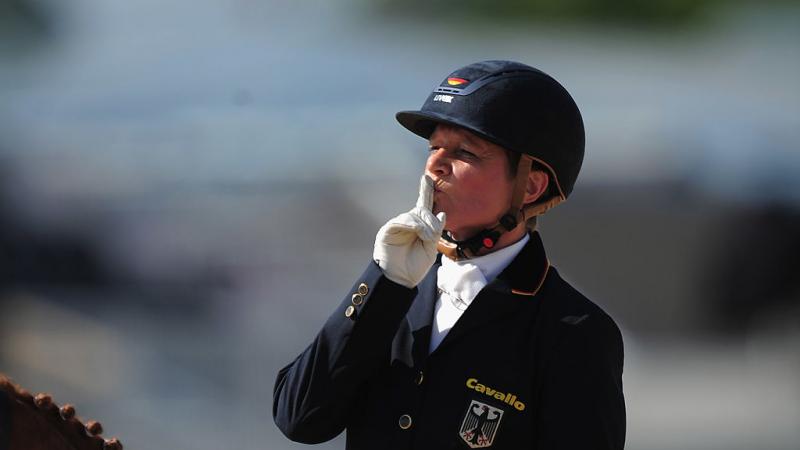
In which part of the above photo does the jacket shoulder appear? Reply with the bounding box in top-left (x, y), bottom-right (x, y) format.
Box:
top-left (537, 266), bottom-right (624, 362)
top-left (542, 267), bottom-right (621, 331)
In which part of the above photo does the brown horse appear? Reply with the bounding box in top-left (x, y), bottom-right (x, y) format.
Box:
top-left (0, 374), bottom-right (122, 450)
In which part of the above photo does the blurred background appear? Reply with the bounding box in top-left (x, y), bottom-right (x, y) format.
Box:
top-left (1, 0), bottom-right (798, 448)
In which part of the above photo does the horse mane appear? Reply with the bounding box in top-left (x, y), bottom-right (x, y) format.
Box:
top-left (0, 374), bottom-right (122, 450)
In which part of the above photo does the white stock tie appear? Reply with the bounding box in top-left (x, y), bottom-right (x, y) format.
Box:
top-left (429, 261), bottom-right (487, 352)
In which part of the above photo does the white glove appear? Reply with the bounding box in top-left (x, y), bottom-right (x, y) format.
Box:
top-left (373, 175), bottom-right (447, 288)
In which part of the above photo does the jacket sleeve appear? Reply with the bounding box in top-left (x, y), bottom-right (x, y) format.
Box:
top-left (536, 312), bottom-right (626, 450)
top-left (272, 260), bottom-right (417, 444)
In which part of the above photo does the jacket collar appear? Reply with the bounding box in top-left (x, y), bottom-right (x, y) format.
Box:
top-left (489, 230), bottom-right (550, 296)
top-left (405, 231), bottom-right (550, 362)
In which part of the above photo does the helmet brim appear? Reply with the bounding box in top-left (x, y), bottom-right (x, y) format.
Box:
top-left (395, 110), bottom-right (568, 200)
top-left (395, 110), bottom-right (508, 149)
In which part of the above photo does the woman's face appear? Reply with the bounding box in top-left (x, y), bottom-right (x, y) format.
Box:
top-left (425, 124), bottom-right (515, 240)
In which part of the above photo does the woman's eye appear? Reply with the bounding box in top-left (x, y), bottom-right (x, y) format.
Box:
top-left (457, 148), bottom-right (477, 158)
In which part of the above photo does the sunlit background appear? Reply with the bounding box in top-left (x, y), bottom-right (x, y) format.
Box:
top-left (1, 0), bottom-right (799, 449)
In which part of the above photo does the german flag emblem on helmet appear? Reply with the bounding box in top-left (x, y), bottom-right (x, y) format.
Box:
top-left (446, 77), bottom-right (468, 86)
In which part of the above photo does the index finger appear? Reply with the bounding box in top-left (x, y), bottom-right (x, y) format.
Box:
top-left (416, 174), bottom-right (434, 211)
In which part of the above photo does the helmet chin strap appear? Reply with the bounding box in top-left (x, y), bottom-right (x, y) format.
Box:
top-left (436, 154), bottom-right (563, 260)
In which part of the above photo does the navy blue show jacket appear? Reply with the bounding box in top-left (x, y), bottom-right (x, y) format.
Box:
top-left (273, 232), bottom-right (626, 449)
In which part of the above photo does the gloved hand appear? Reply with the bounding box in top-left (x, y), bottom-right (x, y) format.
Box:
top-left (373, 175), bottom-right (446, 288)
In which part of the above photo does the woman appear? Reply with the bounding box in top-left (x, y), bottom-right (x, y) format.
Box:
top-left (273, 60), bottom-right (625, 450)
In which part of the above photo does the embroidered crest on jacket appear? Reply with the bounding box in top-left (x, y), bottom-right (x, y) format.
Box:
top-left (458, 400), bottom-right (503, 448)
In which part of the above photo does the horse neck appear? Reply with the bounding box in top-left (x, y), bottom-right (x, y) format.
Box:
top-left (0, 379), bottom-right (99, 450)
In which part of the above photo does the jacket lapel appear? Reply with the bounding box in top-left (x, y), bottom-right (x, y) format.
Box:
top-left (405, 257), bottom-right (440, 367)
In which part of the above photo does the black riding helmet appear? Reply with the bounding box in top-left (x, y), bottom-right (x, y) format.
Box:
top-left (395, 60), bottom-right (585, 258)
top-left (396, 60), bottom-right (584, 201)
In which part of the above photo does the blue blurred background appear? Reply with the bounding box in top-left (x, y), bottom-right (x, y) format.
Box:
top-left (1, 0), bottom-right (798, 448)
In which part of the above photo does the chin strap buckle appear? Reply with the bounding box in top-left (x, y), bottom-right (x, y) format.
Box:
top-left (438, 228), bottom-right (501, 260)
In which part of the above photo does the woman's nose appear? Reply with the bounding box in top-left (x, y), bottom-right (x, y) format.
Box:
top-left (425, 148), bottom-right (451, 178)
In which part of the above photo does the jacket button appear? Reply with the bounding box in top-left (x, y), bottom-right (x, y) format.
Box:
top-left (345, 305), bottom-right (356, 319)
top-left (414, 371), bottom-right (424, 386)
top-left (398, 414), bottom-right (412, 430)
top-left (351, 294), bottom-right (364, 306)
top-left (358, 283), bottom-right (369, 295)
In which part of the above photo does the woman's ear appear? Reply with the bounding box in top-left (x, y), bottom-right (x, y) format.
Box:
top-left (524, 170), bottom-right (549, 205)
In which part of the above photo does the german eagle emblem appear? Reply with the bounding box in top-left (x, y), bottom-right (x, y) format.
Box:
top-left (458, 400), bottom-right (503, 448)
